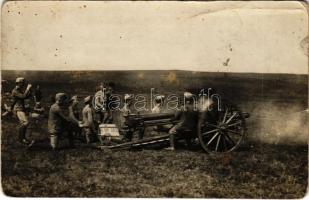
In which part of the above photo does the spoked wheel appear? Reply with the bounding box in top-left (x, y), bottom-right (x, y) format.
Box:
top-left (197, 105), bottom-right (246, 154)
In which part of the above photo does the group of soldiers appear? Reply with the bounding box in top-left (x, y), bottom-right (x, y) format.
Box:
top-left (8, 77), bottom-right (102, 148)
top-left (8, 77), bottom-right (202, 151)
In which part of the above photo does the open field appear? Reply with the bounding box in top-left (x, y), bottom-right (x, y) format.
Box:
top-left (1, 70), bottom-right (308, 197)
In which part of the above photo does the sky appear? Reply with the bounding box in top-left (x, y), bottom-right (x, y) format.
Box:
top-left (1, 1), bottom-right (308, 74)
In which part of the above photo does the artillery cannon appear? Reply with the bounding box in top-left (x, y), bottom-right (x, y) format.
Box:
top-left (105, 104), bottom-right (250, 154)
top-left (122, 112), bottom-right (177, 129)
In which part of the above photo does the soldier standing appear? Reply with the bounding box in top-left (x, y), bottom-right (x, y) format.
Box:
top-left (48, 93), bottom-right (77, 150)
top-left (152, 95), bottom-right (171, 132)
top-left (34, 85), bottom-right (42, 103)
top-left (81, 96), bottom-right (96, 144)
top-left (11, 77), bottom-right (32, 145)
top-left (68, 95), bottom-right (82, 138)
top-left (121, 94), bottom-right (134, 141)
top-left (69, 96), bottom-right (80, 121)
top-left (167, 92), bottom-right (199, 150)
top-left (93, 83), bottom-right (105, 124)
top-left (102, 83), bottom-right (113, 124)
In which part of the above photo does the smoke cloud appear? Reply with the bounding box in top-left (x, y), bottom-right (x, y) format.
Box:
top-left (247, 102), bottom-right (308, 145)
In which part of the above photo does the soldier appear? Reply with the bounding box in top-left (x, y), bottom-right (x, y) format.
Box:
top-left (68, 96), bottom-right (79, 121)
top-left (167, 92), bottom-right (199, 150)
top-left (151, 95), bottom-right (171, 132)
top-left (102, 83), bottom-right (114, 124)
top-left (81, 96), bottom-right (96, 144)
top-left (68, 95), bottom-right (82, 138)
top-left (152, 95), bottom-right (165, 113)
top-left (94, 83), bottom-right (106, 124)
top-left (121, 94), bottom-right (134, 141)
top-left (121, 94), bottom-right (134, 117)
top-left (120, 94), bottom-right (145, 141)
top-left (33, 102), bottom-right (45, 115)
top-left (32, 101), bottom-right (45, 119)
top-left (34, 85), bottom-right (42, 103)
top-left (48, 93), bottom-right (77, 150)
top-left (11, 77), bottom-right (32, 145)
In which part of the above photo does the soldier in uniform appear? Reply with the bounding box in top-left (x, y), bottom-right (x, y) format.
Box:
top-left (11, 77), bottom-right (33, 145)
top-left (94, 83), bottom-right (107, 124)
top-left (69, 96), bottom-right (80, 121)
top-left (32, 101), bottom-right (45, 119)
top-left (48, 93), bottom-right (78, 150)
top-left (151, 95), bottom-right (165, 114)
top-left (121, 94), bottom-right (145, 141)
top-left (68, 95), bottom-right (82, 138)
top-left (34, 85), bottom-right (42, 103)
top-left (122, 94), bottom-right (134, 117)
top-left (81, 96), bottom-right (96, 144)
top-left (151, 95), bottom-right (171, 132)
top-left (167, 92), bottom-right (199, 150)
top-left (102, 83), bottom-right (114, 124)
top-left (121, 94), bottom-right (143, 141)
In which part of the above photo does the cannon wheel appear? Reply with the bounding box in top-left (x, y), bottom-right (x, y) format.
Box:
top-left (197, 105), bottom-right (246, 154)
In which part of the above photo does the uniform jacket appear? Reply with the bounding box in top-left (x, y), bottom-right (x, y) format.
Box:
top-left (69, 103), bottom-right (80, 123)
top-left (11, 86), bottom-right (31, 112)
top-left (82, 104), bottom-right (95, 130)
top-left (48, 103), bottom-right (72, 134)
top-left (174, 104), bottom-right (199, 131)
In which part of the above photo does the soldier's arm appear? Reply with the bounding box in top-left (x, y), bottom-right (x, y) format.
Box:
top-left (57, 108), bottom-right (75, 123)
top-left (68, 107), bottom-right (79, 124)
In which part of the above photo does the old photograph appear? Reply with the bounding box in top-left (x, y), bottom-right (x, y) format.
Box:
top-left (1, 0), bottom-right (308, 198)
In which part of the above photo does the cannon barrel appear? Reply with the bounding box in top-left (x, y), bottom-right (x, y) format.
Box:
top-left (127, 112), bottom-right (175, 121)
top-left (124, 112), bottom-right (176, 128)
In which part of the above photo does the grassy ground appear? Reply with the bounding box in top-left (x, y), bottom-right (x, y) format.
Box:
top-left (1, 71), bottom-right (308, 197)
top-left (1, 119), bottom-right (308, 198)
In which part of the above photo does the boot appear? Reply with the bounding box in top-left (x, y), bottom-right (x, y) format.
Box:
top-left (166, 134), bottom-right (176, 151)
top-left (50, 135), bottom-right (58, 150)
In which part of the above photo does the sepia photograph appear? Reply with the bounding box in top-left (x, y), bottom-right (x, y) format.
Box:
top-left (1, 0), bottom-right (308, 198)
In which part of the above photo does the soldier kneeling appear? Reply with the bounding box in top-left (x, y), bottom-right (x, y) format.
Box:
top-left (167, 92), bottom-right (199, 151)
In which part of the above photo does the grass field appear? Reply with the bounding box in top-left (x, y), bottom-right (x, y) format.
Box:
top-left (1, 118), bottom-right (308, 198)
top-left (1, 70), bottom-right (308, 197)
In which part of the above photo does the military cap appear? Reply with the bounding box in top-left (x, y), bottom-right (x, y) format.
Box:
top-left (70, 95), bottom-right (78, 102)
top-left (15, 77), bottom-right (25, 83)
top-left (55, 93), bottom-right (67, 101)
